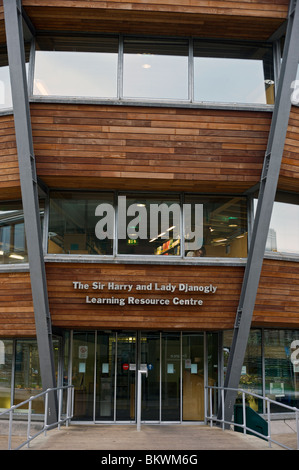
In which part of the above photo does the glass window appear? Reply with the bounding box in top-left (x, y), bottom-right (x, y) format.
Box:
top-left (0, 201), bottom-right (27, 264)
top-left (193, 40), bottom-right (274, 104)
top-left (14, 338), bottom-right (60, 415)
top-left (184, 195), bottom-right (248, 258)
top-left (0, 339), bottom-right (13, 409)
top-left (117, 194), bottom-right (181, 256)
top-left (223, 330), bottom-right (262, 411)
top-left (48, 192), bottom-right (114, 255)
top-left (255, 198), bottom-right (299, 255)
top-left (0, 45), bottom-right (12, 109)
top-left (123, 37), bottom-right (189, 100)
top-left (267, 201), bottom-right (299, 255)
top-left (34, 36), bottom-right (119, 98)
top-left (264, 329), bottom-right (299, 411)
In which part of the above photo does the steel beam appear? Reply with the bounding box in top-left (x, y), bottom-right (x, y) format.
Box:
top-left (222, 0), bottom-right (299, 424)
top-left (3, 0), bottom-right (57, 423)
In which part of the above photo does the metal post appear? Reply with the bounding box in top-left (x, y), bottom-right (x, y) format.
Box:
top-left (222, 0), bottom-right (299, 425)
top-left (137, 369), bottom-right (147, 431)
top-left (3, 0), bottom-right (58, 424)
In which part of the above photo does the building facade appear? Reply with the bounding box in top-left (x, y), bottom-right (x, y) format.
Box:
top-left (1, 0), bottom-right (299, 424)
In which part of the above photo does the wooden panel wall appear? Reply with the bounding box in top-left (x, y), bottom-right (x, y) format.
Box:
top-left (22, 0), bottom-right (289, 19)
top-left (31, 103), bottom-right (270, 194)
top-left (22, 3), bottom-right (287, 40)
top-left (0, 114), bottom-right (21, 200)
top-left (0, 271), bottom-right (35, 337)
top-left (254, 259), bottom-right (299, 328)
top-left (46, 262), bottom-right (244, 331)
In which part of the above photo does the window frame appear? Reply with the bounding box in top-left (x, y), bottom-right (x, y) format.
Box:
top-left (29, 34), bottom-right (278, 110)
top-left (45, 189), bottom-right (250, 264)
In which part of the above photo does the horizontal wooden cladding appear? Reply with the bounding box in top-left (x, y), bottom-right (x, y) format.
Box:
top-left (22, 0), bottom-right (289, 18)
top-left (279, 105), bottom-right (299, 192)
top-left (22, 6), bottom-right (286, 41)
top-left (0, 271), bottom-right (35, 337)
top-left (253, 259), bottom-right (299, 328)
top-left (46, 262), bottom-right (244, 331)
top-left (0, 114), bottom-right (21, 200)
top-left (31, 103), bottom-right (270, 194)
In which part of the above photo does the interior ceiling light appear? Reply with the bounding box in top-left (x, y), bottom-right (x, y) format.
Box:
top-left (9, 254), bottom-right (24, 260)
top-left (142, 64), bottom-right (151, 69)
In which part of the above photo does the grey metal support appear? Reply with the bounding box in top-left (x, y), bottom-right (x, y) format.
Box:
top-left (222, 0), bottom-right (299, 424)
top-left (3, 0), bottom-right (57, 423)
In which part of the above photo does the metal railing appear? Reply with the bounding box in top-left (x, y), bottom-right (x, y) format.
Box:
top-left (205, 385), bottom-right (299, 450)
top-left (0, 385), bottom-right (74, 450)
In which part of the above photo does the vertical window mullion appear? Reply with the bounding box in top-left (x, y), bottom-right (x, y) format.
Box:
top-left (118, 35), bottom-right (123, 100)
top-left (189, 38), bottom-right (194, 103)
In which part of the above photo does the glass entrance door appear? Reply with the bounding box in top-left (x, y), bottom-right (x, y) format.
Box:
top-left (71, 330), bottom-right (217, 423)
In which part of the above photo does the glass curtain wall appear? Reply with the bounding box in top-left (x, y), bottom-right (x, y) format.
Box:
top-left (48, 191), bottom-right (248, 259)
top-left (33, 35), bottom-right (274, 106)
top-left (264, 330), bottom-right (299, 411)
top-left (48, 192), bottom-right (114, 256)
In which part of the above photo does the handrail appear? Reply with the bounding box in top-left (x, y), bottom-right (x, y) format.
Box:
top-left (205, 385), bottom-right (299, 450)
top-left (0, 385), bottom-right (74, 450)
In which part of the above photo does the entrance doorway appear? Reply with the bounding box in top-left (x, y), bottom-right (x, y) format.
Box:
top-left (71, 331), bottom-right (218, 423)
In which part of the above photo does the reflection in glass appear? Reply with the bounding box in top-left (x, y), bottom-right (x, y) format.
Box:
top-left (140, 332), bottom-right (160, 421)
top-left (116, 332), bottom-right (136, 421)
top-left (0, 340), bottom-right (13, 409)
top-left (0, 201), bottom-right (28, 264)
top-left (72, 332), bottom-right (95, 421)
top-left (48, 192), bottom-right (114, 255)
top-left (194, 40), bottom-right (274, 104)
top-left (184, 195), bottom-right (248, 258)
top-left (223, 330), bottom-right (262, 412)
top-left (0, 55), bottom-right (12, 109)
top-left (264, 330), bottom-right (299, 411)
top-left (95, 331), bottom-right (116, 421)
top-left (14, 340), bottom-right (43, 413)
top-left (117, 194), bottom-right (181, 256)
top-left (34, 36), bottom-right (118, 98)
top-left (266, 201), bottom-right (299, 255)
top-left (161, 333), bottom-right (180, 421)
top-left (123, 38), bottom-right (189, 100)
top-left (0, 44), bottom-right (30, 110)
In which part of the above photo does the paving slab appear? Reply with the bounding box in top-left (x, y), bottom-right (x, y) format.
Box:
top-left (12, 424), bottom-right (289, 451)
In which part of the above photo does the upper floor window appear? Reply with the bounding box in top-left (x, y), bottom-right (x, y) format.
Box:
top-left (0, 200), bottom-right (44, 264)
top-left (0, 201), bottom-right (27, 264)
top-left (0, 45), bottom-right (12, 110)
top-left (193, 40), bottom-right (274, 105)
top-left (34, 36), bottom-right (119, 98)
top-left (33, 35), bottom-right (275, 106)
top-left (254, 195), bottom-right (299, 256)
top-left (123, 38), bottom-right (189, 100)
top-left (48, 191), bottom-right (248, 259)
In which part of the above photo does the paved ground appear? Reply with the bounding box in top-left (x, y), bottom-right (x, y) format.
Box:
top-left (0, 420), bottom-right (297, 452)
top-left (0, 424), bottom-right (296, 452)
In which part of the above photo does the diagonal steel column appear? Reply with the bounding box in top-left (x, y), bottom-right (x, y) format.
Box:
top-left (3, 0), bottom-right (57, 423)
top-left (222, 0), bottom-right (299, 424)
